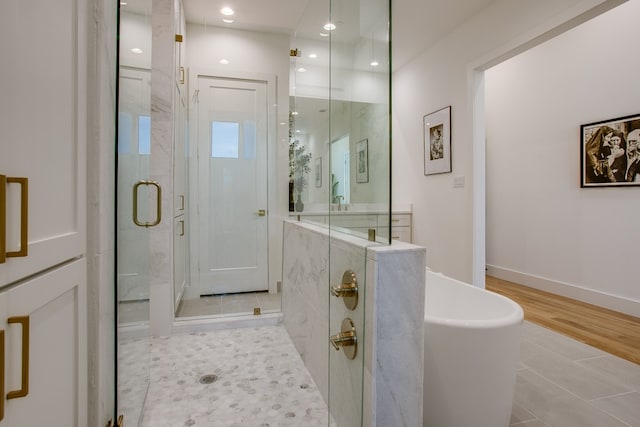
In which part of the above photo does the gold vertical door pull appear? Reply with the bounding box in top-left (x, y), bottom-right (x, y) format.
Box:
top-left (0, 329), bottom-right (5, 421)
top-left (133, 180), bottom-right (162, 227)
top-left (6, 315), bottom-right (29, 399)
top-left (6, 177), bottom-right (28, 258)
top-left (0, 175), bottom-right (6, 264)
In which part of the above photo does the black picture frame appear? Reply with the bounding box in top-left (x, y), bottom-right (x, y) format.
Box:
top-left (581, 113), bottom-right (640, 187)
top-left (356, 139), bottom-right (369, 183)
top-left (424, 106), bottom-right (452, 175)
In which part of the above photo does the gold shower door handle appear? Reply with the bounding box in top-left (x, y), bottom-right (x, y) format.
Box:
top-left (6, 315), bottom-right (29, 400)
top-left (0, 176), bottom-right (29, 263)
top-left (133, 181), bottom-right (162, 227)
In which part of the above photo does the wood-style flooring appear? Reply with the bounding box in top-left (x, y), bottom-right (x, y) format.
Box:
top-left (486, 275), bottom-right (640, 365)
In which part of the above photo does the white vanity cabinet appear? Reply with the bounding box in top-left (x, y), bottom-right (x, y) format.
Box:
top-left (0, 0), bottom-right (88, 425)
top-left (295, 212), bottom-right (412, 243)
top-left (377, 214), bottom-right (413, 242)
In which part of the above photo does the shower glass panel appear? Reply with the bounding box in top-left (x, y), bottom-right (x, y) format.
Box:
top-left (116, 2), bottom-right (152, 425)
top-left (327, 0), bottom-right (390, 424)
top-left (293, 0), bottom-right (391, 243)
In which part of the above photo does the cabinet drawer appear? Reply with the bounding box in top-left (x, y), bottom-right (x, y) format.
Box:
top-left (378, 214), bottom-right (412, 228)
top-left (391, 227), bottom-right (412, 243)
top-left (329, 215), bottom-right (377, 228)
top-left (378, 226), bottom-right (411, 242)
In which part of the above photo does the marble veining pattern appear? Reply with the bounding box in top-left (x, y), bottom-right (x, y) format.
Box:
top-left (138, 325), bottom-right (333, 426)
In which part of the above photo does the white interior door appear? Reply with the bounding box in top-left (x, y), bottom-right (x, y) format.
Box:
top-left (196, 76), bottom-right (268, 295)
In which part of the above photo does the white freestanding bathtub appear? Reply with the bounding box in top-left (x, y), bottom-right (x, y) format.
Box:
top-left (423, 270), bottom-right (523, 427)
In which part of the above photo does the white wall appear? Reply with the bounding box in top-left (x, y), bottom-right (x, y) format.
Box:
top-left (392, 0), bottom-right (624, 284)
top-left (485, 0), bottom-right (640, 315)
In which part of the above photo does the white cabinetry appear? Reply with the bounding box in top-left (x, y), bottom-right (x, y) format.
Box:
top-left (377, 214), bottom-right (412, 242)
top-left (296, 212), bottom-right (412, 243)
top-left (0, 0), bottom-right (88, 425)
top-left (0, 260), bottom-right (87, 426)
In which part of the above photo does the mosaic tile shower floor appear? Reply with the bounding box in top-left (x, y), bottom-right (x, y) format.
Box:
top-left (125, 325), bottom-right (333, 427)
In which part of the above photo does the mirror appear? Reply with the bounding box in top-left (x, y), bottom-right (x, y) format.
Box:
top-left (289, 0), bottom-right (391, 241)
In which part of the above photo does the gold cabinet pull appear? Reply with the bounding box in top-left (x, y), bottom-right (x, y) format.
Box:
top-left (133, 180), bottom-right (162, 228)
top-left (0, 175), bottom-right (6, 264)
top-left (6, 177), bottom-right (28, 258)
top-left (0, 329), bottom-right (4, 421)
top-left (6, 316), bottom-right (29, 399)
top-left (0, 176), bottom-right (28, 261)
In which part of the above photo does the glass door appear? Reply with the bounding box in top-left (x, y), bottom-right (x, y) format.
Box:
top-left (116, 1), bottom-right (152, 424)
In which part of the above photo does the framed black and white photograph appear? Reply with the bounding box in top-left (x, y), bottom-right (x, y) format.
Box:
top-left (424, 106), bottom-right (452, 175)
top-left (581, 113), bottom-right (640, 187)
top-left (314, 157), bottom-right (322, 188)
top-left (356, 139), bottom-right (369, 183)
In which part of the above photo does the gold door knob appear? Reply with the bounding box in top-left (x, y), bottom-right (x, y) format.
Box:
top-left (330, 318), bottom-right (357, 360)
top-left (257, 209), bottom-right (266, 216)
top-left (330, 270), bottom-right (358, 310)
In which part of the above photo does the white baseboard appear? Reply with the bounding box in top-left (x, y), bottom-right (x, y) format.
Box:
top-left (486, 265), bottom-right (639, 318)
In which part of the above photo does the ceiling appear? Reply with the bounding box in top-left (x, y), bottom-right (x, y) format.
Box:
top-left (121, 0), bottom-right (498, 70)
top-left (391, 0), bottom-right (497, 69)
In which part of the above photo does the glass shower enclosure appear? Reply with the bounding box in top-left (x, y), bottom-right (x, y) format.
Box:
top-left (115, 0), bottom-right (391, 424)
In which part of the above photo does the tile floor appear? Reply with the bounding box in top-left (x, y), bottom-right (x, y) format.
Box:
top-left (118, 320), bottom-right (640, 427)
top-left (117, 292), bottom-right (282, 324)
top-left (175, 292), bottom-right (281, 318)
top-left (121, 325), bottom-right (332, 427)
top-left (511, 321), bottom-right (640, 427)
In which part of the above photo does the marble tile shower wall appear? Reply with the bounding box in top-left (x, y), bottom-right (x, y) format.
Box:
top-left (282, 220), bottom-right (426, 426)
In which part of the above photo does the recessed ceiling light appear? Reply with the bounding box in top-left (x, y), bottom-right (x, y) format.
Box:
top-left (279, 122), bottom-right (286, 126)
top-left (120, 1), bottom-right (127, 5)
top-left (295, 130), bottom-right (301, 133)
top-left (319, 32), bottom-right (329, 37)
top-left (323, 23), bottom-right (336, 31)
top-left (222, 18), bottom-right (234, 23)
top-left (370, 61), bottom-right (379, 67)
top-left (221, 7), bottom-right (234, 16)
top-left (297, 67), bottom-right (307, 73)
top-left (308, 53), bottom-right (317, 59)
top-left (130, 48), bottom-right (143, 54)
top-left (219, 59), bottom-right (229, 65)
top-left (291, 111), bottom-right (299, 116)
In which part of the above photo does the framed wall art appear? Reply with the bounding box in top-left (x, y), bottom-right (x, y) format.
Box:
top-left (356, 139), bottom-right (369, 183)
top-left (424, 106), bottom-right (452, 175)
top-left (314, 157), bottom-right (322, 187)
top-left (581, 113), bottom-right (640, 187)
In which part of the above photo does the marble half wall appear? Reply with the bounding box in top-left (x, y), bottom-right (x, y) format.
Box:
top-left (282, 219), bottom-right (425, 426)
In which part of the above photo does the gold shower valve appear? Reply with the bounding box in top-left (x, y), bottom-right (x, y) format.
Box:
top-left (330, 270), bottom-right (358, 310)
top-left (330, 318), bottom-right (357, 360)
